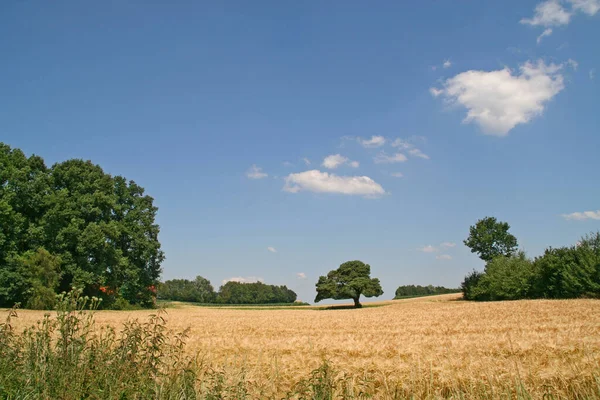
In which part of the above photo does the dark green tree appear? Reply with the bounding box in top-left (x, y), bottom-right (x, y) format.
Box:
top-left (314, 260), bottom-right (383, 308)
top-left (464, 217), bottom-right (518, 262)
top-left (0, 142), bottom-right (164, 308)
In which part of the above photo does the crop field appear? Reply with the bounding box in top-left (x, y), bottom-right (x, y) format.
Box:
top-left (3, 294), bottom-right (600, 398)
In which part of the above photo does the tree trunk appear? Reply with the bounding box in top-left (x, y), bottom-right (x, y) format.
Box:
top-left (353, 296), bottom-right (362, 308)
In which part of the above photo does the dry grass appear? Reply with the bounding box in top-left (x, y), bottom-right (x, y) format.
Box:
top-left (3, 294), bottom-right (600, 398)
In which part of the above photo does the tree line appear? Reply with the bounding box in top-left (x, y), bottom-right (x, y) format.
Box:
top-left (0, 143), bottom-right (164, 309)
top-left (158, 277), bottom-right (297, 304)
top-left (462, 217), bottom-right (600, 301)
top-left (394, 285), bottom-right (460, 298)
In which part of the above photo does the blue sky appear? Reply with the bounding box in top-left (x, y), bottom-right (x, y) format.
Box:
top-left (1, 1), bottom-right (599, 303)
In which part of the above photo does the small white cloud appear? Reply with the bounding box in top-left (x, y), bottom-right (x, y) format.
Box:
top-left (590, 68), bottom-right (596, 80)
top-left (521, 0), bottom-right (572, 26)
top-left (246, 165), bottom-right (268, 179)
top-left (440, 242), bottom-right (457, 249)
top-left (443, 60), bottom-right (452, 68)
top-left (562, 210), bottom-right (600, 220)
top-left (418, 245), bottom-right (438, 253)
top-left (267, 246), bottom-right (277, 253)
top-left (322, 154), bottom-right (348, 169)
top-left (537, 28), bottom-right (553, 43)
top-left (283, 170), bottom-right (385, 197)
top-left (222, 276), bottom-right (264, 285)
top-left (296, 272), bottom-right (307, 279)
top-left (374, 152), bottom-right (408, 164)
top-left (359, 135), bottom-right (386, 148)
top-left (431, 65), bottom-right (438, 71)
top-left (408, 148), bottom-right (430, 160)
top-left (436, 254), bottom-right (453, 260)
top-left (283, 161), bottom-right (294, 167)
top-left (322, 154), bottom-right (360, 169)
top-left (432, 60), bottom-right (565, 136)
top-left (429, 87), bottom-right (444, 97)
top-left (302, 157), bottom-right (311, 166)
top-left (567, 58), bottom-right (579, 70)
top-left (390, 172), bottom-right (404, 178)
top-left (391, 139), bottom-right (413, 149)
top-left (569, 0), bottom-right (600, 15)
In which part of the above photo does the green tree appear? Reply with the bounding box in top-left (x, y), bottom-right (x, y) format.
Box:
top-left (0, 142), bottom-right (164, 308)
top-left (314, 260), bottom-right (383, 308)
top-left (480, 252), bottom-right (535, 300)
top-left (464, 217), bottom-right (518, 262)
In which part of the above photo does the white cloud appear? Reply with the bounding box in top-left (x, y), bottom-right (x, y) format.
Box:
top-left (590, 68), bottom-right (596, 80)
top-left (443, 60), bottom-right (452, 68)
top-left (391, 139), bottom-right (413, 149)
top-left (246, 165), bottom-right (268, 179)
top-left (349, 160), bottom-right (360, 168)
top-left (569, 0), bottom-right (600, 15)
top-left (436, 254), bottom-right (453, 260)
top-left (431, 60), bottom-right (565, 136)
top-left (537, 28), bottom-right (553, 43)
top-left (418, 245), bottom-right (438, 253)
top-left (429, 87), bottom-right (444, 97)
top-left (283, 170), bottom-right (385, 197)
top-left (283, 161), bottom-right (293, 167)
top-left (222, 276), bottom-right (264, 285)
top-left (267, 246), bottom-right (277, 253)
top-left (521, 0), bottom-right (572, 26)
top-left (441, 242), bottom-right (457, 249)
top-left (302, 157), bottom-right (311, 166)
top-left (562, 210), bottom-right (600, 220)
top-left (359, 135), bottom-right (386, 148)
top-left (567, 58), bottom-right (579, 70)
top-left (374, 152), bottom-right (408, 164)
top-left (408, 148), bottom-right (430, 160)
top-left (296, 272), bottom-right (307, 279)
top-left (390, 172), bottom-right (404, 178)
top-left (322, 154), bottom-right (348, 169)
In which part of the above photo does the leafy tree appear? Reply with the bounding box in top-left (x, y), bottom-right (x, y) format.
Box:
top-left (216, 281), bottom-right (297, 304)
top-left (464, 217), bottom-right (518, 262)
top-left (480, 252), bottom-right (535, 300)
top-left (314, 260), bottom-right (383, 308)
top-left (158, 276), bottom-right (216, 303)
top-left (0, 142), bottom-right (164, 308)
top-left (461, 270), bottom-right (487, 301)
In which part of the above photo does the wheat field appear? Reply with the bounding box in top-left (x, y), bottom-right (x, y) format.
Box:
top-left (3, 294), bottom-right (600, 398)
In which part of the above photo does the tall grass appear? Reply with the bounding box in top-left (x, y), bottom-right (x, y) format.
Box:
top-left (1, 292), bottom-right (599, 399)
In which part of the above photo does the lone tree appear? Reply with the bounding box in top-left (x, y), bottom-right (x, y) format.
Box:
top-left (464, 217), bottom-right (518, 262)
top-left (314, 260), bottom-right (383, 308)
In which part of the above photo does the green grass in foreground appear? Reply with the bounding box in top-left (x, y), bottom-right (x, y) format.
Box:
top-left (1, 291), bottom-right (599, 399)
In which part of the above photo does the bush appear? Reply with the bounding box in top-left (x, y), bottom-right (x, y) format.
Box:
top-left (0, 289), bottom-right (196, 399)
top-left (482, 252), bottom-right (535, 300)
top-left (109, 296), bottom-right (143, 310)
top-left (461, 270), bottom-right (487, 301)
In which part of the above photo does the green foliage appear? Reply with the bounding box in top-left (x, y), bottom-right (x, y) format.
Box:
top-left (216, 281), bottom-right (297, 304)
top-left (480, 252), bottom-right (535, 301)
top-left (531, 232), bottom-right (600, 299)
top-left (0, 142), bottom-right (164, 308)
top-left (463, 232), bottom-right (600, 301)
top-left (464, 216), bottom-right (518, 262)
top-left (394, 284), bottom-right (460, 298)
top-left (315, 260), bottom-right (383, 308)
top-left (0, 290), bottom-right (196, 399)
top-left (158, 275), bottom-right (217, 303)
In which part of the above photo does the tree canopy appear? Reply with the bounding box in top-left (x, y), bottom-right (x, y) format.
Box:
top-left (464, 217), bottom-right (518, 262)
top-left (0, 143), bottom-right (164, 309)
top-left (315, 260), bottom-right (383, 308)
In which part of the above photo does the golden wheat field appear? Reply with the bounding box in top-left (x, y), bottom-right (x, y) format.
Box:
top-left (3, 294), bottom-right (600, 398)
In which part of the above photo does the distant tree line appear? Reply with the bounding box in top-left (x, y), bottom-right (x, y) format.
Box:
top-left (0, 143), bottom-right (163, 310)
top-left (462, 217), bottom-right (600, 301)
top-left (158, 276), bottom-right (298, 304)
top-left (394, 285), bottom-right (460, 298)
